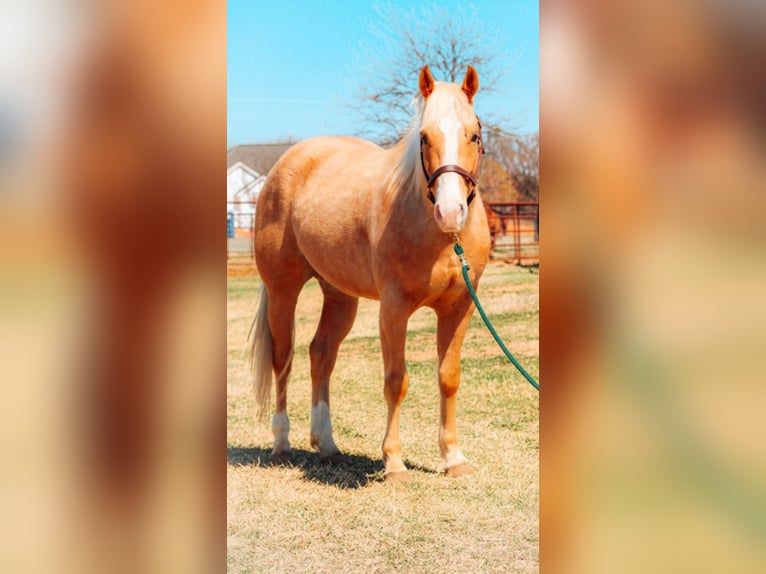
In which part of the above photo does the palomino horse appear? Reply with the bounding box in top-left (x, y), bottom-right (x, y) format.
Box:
top-left (251, 65), bottom-right (490, 480)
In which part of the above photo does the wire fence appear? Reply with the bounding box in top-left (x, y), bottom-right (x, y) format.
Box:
top-left (227, 201), bottom-right (539, 264)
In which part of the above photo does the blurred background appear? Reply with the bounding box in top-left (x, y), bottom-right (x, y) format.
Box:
top-left (1, 0), bottom-right (764, 572)
top-left (0, 0), bottom-right (224, 572)
top-left (541, 0), bottom-right (766, 572)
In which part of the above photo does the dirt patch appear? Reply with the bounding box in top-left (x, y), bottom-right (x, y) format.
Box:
top-left (227, 261), bottom-right (259, 279)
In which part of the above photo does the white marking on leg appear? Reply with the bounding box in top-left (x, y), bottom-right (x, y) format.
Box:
top-left (310, 401), bottom-right (339, 456)
top-left (271, 411), bottom-right (291, 455)
top-left (384, 454), bottom-right (408, 475)
top-left (443, 445), bottom-right (469, 469)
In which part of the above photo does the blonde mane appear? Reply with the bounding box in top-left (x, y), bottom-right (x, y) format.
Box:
top-left (387, 82), bottom-right (476, 197)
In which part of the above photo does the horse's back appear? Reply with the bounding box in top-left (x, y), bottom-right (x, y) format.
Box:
top-left (259, 135), bottom-right (382, 208)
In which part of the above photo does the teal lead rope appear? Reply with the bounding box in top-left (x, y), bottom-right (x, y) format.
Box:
top-left (453, 235), bottom-right (540, 391)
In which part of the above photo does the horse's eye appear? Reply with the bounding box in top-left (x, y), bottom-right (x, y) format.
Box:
top-left (470, 133), bottom-right (480, 144)
top-left (420, 134), bottom-right (428, 146)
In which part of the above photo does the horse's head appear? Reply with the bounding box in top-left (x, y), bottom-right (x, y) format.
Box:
top-left (418, 65), bottom-right (483, 233)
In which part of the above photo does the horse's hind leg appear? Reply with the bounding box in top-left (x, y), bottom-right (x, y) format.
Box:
top-left (265, 279), bottom-right (305, 463)
top-left (309, 280), bottom-right (358, 460)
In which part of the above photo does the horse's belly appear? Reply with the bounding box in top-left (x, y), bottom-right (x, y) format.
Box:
top-left (293, 218), bottom-right (379, 300)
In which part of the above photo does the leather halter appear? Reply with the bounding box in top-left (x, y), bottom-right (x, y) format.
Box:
top-left (420, 116), bottom-right (484, 206)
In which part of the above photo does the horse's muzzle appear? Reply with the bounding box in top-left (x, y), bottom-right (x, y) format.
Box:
top-left (434, 202), bottom-right (466, 233)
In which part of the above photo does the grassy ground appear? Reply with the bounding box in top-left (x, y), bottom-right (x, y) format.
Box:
top-left (227, 262), bottom-right (539, 573)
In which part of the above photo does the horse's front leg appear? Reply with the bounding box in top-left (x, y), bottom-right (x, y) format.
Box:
top-left (436, 293), bottom-right (476, 477)
top-left (379, 296), bottom-right (411, 482)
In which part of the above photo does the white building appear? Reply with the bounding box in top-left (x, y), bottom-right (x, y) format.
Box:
top-left (227, 161), bottom-right (264, 230)
top-left (227, 143), bottom-right (293, 234)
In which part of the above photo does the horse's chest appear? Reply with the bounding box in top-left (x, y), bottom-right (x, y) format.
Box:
top-left (414, 261), bottom-right (469, 306)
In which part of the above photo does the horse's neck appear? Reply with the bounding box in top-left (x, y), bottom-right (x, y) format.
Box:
top-left (385, 134), bottom-right (424, 202)
top-left (376, 141), bottom-right (458, 256)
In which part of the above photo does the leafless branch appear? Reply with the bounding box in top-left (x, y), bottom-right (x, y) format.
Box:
top-left (348, 1), bottom-right (509, 143)
top-left (347, 2), bottom-right (538, 199)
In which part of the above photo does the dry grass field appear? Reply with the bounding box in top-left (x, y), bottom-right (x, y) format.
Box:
top-left (227, 262), bottom-right (539, 573)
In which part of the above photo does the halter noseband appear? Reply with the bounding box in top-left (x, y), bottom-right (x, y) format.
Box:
top-left (420, 116), bottom-right (485, 206)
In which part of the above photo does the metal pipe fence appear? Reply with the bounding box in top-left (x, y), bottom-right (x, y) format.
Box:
top-left (485, 202), bottom-right (539, 264)
top-left (227, 200), bottom-right (539, 263)
top-left (227, 200), bottom-right (255, 259)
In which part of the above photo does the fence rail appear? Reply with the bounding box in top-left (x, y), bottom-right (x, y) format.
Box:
top-left (485, 202), bottom-right (539, 264)
top-left (227, 200), bottom-right (539, 264)
top-left (227, 200), bottom-right (255, 259)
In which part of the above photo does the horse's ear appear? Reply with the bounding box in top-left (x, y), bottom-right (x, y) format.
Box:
top-left (462, 65), bottom-right (479, 103)
top-left (419, 65), bottom-right (435, 99)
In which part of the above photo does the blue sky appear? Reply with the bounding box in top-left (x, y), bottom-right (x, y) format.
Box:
top-left (227, 1), bottom-right (538, 146)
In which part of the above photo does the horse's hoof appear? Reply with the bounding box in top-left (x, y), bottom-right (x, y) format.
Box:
top-left (320, 451), bottom-right (343, 465)
top-left (384, 470), bottom-right (410, 484)
top-left (445, 462), bottom-right (474, 478)
top-left (269, 451), bottom-right (293, 465)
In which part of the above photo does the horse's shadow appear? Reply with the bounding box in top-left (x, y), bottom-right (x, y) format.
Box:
top-left (227, 445), bottom-right (438, 489)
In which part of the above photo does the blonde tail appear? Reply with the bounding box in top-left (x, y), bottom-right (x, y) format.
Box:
top-left (250, 285), bottom-right (273, 421)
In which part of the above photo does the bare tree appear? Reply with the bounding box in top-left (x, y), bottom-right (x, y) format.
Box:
top-left (478, 157), bottom-right (516, 202)
top-left (349, 2), bottom-right (538, 202)
top-left (507, 132), bottom-right (539, 202)
top-left (349, 2), bottom-right (509, 144)
top-left (483, 127), bottom-right (539, 201)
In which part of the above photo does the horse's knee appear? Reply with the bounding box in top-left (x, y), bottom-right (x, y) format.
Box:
top-left (438, 359), bottom-right (461, 388)
top-left (384, 370), bottom-right (408, 403)
top-left (438, 374), bottom-right (460, 399)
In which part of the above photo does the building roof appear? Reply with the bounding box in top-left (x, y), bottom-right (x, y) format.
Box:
top-left (227, 143), bottom-right (294, 175)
